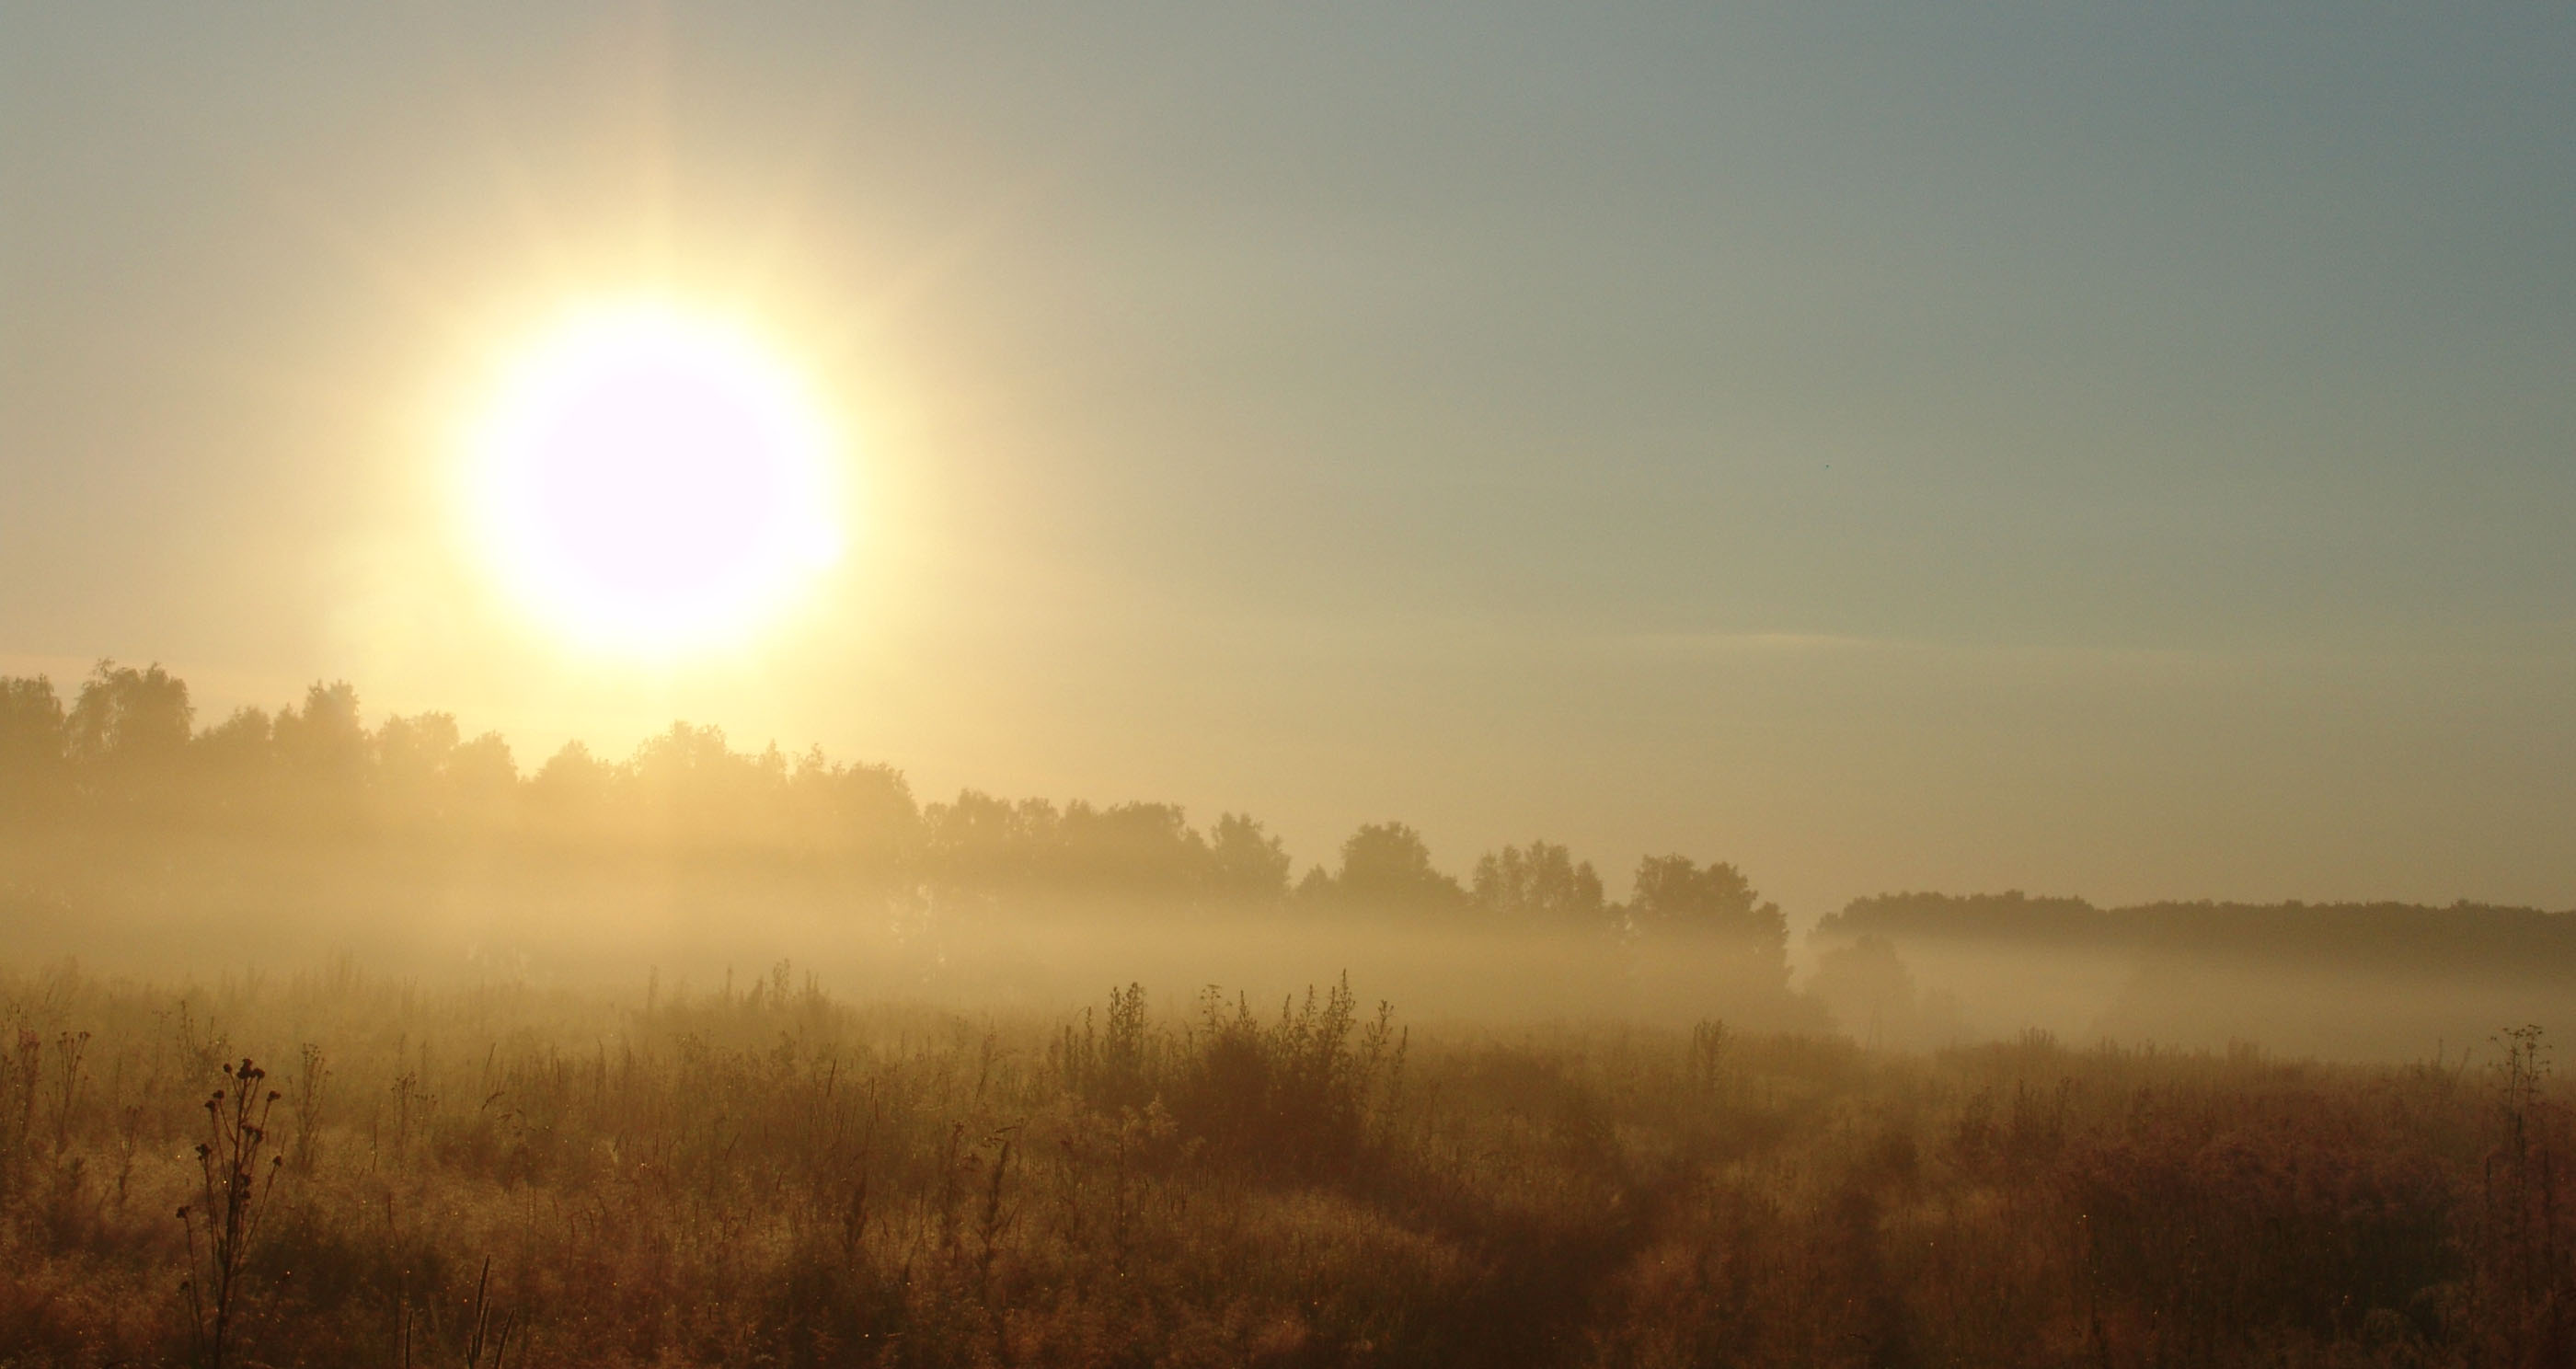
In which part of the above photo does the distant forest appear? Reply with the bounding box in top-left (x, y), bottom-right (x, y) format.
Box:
top-left (0, 661), bottom-right (1783, 944)
top-left (1822, 890), bottom-right (2576, 979)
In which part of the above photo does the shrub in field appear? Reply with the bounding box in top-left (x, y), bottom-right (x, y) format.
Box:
top-left (1169, 976), bottom-right (1406, 1180)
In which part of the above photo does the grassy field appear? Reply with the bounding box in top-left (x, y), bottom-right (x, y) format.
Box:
top-left (2, 960), bottom-right (2568, 1368)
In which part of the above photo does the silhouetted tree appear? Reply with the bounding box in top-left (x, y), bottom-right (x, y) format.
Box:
top-left (0, 674), bottom-right (66, 812)
top-left (638, 726), bottom-right (813, 850)
top-left (447, 731), bottom-right (518, 814)
top-left (1472, 840), bottom-right (1608, 929)
top-left (373, 713), bottom-right (516, 830)
top-left (926, 789), bottom-right (1052, 886)
top-left (1209, 812), bottom-right (1293, 903)
top-left (271, 681), bottom-right (367, 794)
top-left (1320, 822), bottom-right (1466, 914)
top-left (786, 746), bottom-right (919, 863)
top-left (1629, 856), bottom-right (1781, 942)
top-left (1058, 800), bottom-right (1208, 894)
top-left (64, 661), bottom-right (193, 815)
top-left (527, 741), bottom-right (614, 841)
top-left (1627, 854), bottom-right (1792, 1000)
top-left (374, 712), bottom-right (462, 824)
top-left (67, 661), bottom-right (192, 766)
top-left (194, 708), bottom-right (271, 770)
top-left (189, 708), bottom-right (276, 824)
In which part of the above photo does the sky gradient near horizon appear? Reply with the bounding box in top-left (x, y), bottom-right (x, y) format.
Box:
top-left (5, 3), bottom-right (2572, 919)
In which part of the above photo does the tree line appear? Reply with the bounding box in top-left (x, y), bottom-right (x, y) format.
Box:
top-left (0, 661), bottom-right (1786, 958)
top-left (1820, 888), bottom-right (2576, 977)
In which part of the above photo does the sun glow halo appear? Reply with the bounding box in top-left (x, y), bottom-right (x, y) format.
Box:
top-left (465, 304), bottom-right (845, 656)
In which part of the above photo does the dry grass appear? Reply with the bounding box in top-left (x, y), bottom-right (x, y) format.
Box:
top-left (1, 961), bottom-right (2570, 1368)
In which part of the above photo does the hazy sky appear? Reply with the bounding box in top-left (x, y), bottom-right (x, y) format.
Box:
top-left (5, 3), bottom-right (2572, 918)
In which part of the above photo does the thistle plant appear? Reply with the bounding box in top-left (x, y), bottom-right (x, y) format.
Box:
top-left (178, 1057), bottom-right (284, 1369)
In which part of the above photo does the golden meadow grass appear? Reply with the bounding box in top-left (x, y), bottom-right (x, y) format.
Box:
top-left (5, 959), bottom-right (2570, 1368)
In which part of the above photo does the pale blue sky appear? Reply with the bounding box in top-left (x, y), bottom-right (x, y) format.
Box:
top-left (4, 3), bottom-right (2572, 915)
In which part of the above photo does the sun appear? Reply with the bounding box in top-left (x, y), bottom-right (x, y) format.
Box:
top-left (462, 302), bottom-right (845, 657)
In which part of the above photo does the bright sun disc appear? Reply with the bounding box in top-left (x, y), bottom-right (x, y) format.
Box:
top-left (465, 304), bottom-right (844, 656)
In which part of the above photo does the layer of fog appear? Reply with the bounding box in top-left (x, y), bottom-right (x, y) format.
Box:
top-left (11, 846), bottom-right (2572, 1062)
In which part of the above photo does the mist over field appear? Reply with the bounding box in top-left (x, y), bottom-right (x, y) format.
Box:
top-left (10, 662), bottom-right (2574, 1064)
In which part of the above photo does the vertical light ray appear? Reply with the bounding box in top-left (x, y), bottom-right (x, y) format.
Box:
top-left (418, 6), bottom-right (575, 289)
top-left (630, 0), bottom-right (678, 285)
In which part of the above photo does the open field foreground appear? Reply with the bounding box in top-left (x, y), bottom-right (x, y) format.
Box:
top-left (4, 963), bottom-right (2571, 1368)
